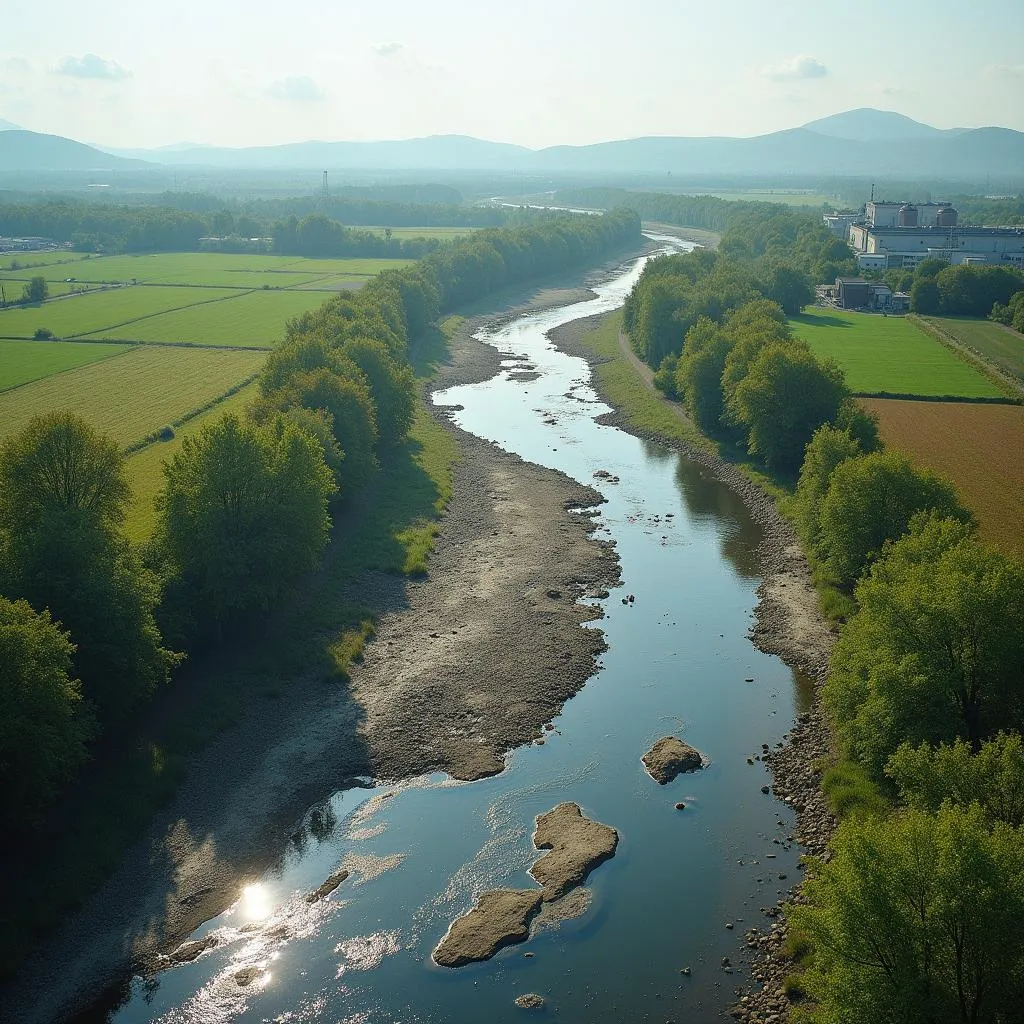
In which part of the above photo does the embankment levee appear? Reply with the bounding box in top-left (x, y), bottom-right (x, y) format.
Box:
top-left (0, 270), bottom-right (626, 1024)
top-left (549, 309), bottom-right (838, 1023)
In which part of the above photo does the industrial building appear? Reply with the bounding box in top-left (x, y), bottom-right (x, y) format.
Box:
top-left (834, 276), bottom-right (909, 312)
top-left (836, 201), bottom-right (1024, 270)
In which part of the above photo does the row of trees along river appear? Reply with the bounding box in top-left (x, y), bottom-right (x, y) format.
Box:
top-left (616, 199), bottom-right (1024, 1022)
top-left (0, 208), bottom-right (641, 973)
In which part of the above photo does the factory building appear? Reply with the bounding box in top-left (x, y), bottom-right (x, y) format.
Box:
top-left (842, 202), bottom-right (1024, 270)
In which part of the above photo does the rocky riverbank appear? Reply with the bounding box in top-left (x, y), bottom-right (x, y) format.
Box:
top-left (548, 310), bottom-right (839, 1023)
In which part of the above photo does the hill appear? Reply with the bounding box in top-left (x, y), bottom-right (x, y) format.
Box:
top-left (802, 108), bottom-right (968, 141)
top-left (0, 130), bottom-right (153, 172)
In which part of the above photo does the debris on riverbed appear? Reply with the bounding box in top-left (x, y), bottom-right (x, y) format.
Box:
top-left (642, 736), bottom-right (705, 784)
top-left (515, 993), bottom-right (546, 1010)
top-left (164, 934), bottom-right (218, 965)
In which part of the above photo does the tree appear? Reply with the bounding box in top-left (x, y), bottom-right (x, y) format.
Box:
top-left (20, 275), bottom-right (48, 304)
top-left (814, 450), bottom-right (971, 588)
top-left (910, 276), bottom-right (940, 314)
top-left (0, 410), bottom-right (129, 535)
top-left (676, 321), bottom-right (730, 431)
top-left (887, 733), bottom-right (1024, 827)
top-left (730, 343), bottom-right (848, 474)
top-left (0, 413), bottom-right (175, 724)
top-left (156, 414), bottom-right (336, 625)
top-left (0, 596), bottom-right (93, 822)
top-left (824, 514), bottom-right (1024, 774)
top-left (792, 804), bottom-right (1024, 1024)
top-left (792, 424), bottom-right (864, 548)
top-left (341, 337), bottom-right (416, 447)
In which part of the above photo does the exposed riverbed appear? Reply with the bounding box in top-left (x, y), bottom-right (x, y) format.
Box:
top-left (41, 243), bottom-right (820, 1024)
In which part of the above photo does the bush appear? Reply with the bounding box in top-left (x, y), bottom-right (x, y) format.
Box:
top-left (33, 327), bottom-right (54, 340)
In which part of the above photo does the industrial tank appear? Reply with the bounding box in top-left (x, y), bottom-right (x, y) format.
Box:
top-left (898, 204), bottom-right (919, 227)
top-left (935, 206), bottom-right (958, 226)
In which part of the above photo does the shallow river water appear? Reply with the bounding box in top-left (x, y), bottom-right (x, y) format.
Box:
top-left (103, 242), bottom-right (810, 1024)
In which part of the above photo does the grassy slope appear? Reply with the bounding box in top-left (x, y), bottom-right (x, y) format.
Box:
top-left (0, 338), bottom-right (129, 391)
top-left (792, 309), bottom-right (1005, 398)
top-left (921, 315), bottom-right (1024, 382)
top-left (0, 346), bottom-right (266, 446)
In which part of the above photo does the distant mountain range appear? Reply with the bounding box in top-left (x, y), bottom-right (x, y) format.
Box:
top-left (0, 118), bottom-right (22, 132)
top-left (0, 109), bottom-right (1021, 181)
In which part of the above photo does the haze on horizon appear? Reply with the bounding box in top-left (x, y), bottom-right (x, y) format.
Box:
top-left (4, 0), bottom-right (1024, 151)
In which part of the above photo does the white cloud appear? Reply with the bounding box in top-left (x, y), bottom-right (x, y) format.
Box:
top-left (372, 42), bottom-right (404, 58)
top-left (56, 53), bottom-right (131, 80)
top-left (267, 75), bottom-right (326, 102)
top-left (759, 55), bottom-right (828, 82)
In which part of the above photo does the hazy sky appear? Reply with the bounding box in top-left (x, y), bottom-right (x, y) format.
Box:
top-left (4, 0), bottom-right (1024, 149)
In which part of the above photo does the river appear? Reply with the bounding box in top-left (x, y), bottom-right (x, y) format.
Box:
top-left (99, 241), bottom-right (809, 1023)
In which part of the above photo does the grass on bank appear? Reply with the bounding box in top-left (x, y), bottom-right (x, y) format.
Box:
top-left (0, 317), bottom-right (461, 979)
top-left (921, 314), bottom-right (1024, 383)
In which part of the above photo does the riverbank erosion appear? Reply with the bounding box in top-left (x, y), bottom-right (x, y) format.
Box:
top-left (548, 310), bottom-right (838, 1023)
top-left (0, 283), bottom-right (623, 1024)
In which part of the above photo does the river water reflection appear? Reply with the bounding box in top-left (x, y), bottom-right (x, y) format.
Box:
top-left (104, 242), bottom-right (807, 1024)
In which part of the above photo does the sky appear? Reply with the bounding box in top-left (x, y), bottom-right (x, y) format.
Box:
top-left (3, 0), bottom-right (1024, 150)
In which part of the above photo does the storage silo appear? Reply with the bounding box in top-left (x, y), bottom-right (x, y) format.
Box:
top-left (898, 204), bottom-right (919, 227)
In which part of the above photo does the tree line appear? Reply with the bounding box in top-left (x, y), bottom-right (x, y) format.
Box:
top-left (0, 208), bottom-right (642, 828)
top-left (0, 195), bottom-right (527, 257)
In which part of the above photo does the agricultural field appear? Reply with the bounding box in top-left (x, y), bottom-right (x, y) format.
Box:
top-left (1, 250), bottom-right (88, 271)
top-left (0, 279), bottom-right (102, 301)
top-left (921, 315), bottom-right (1024, 382)
top-left (89, 289), bottom-right (332, 347)
top-left (0, 285), bottom-right (241, 339)
top-left (861, 398), bottom-right (1024, 555)
top-left (0, 346), bottom-right (266, 447)
top-left (0, 339), bottom-right (130, 391)
top-left (123, 383), bottom-right (257, 542)
top-left (792, 309), bottom-right (1005, 398)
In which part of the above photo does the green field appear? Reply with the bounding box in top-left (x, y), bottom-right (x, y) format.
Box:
top-left (123, 383), bottom-right (258, 541)
top-left (921, 316), bottom-right (1024, 382)
top-left (0, 346), bottom-right (266, 446)
top-left (89, 289), bottom-right (332, 347)
top-left (0, 339), bottom-right (131, 391)
top-left (0, 280), bottom-right (102, 301)
top-left (2, 250), bottom-right (89, 271)
top-left (0, 285), bottom-right (241, 339)
top-left (791, 309), bottom-right (1005, 398)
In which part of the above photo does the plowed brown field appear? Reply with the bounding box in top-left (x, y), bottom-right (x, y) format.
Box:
top-left (860, 399), bottom-right (1024, 555)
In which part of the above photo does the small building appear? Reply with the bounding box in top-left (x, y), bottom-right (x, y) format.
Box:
top-left (836, 276), bottom-right (871, 309)
top-left (856, 252), bottom-right (889, 271)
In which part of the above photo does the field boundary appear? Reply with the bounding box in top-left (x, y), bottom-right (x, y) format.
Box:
top-left (73, 288), bottom-right (253, 341)
top-left (0, 343), bottom-right (132, 396)
top-left (908, 313), bottom-right (1024, 399)
top-left (122, 372), bottom-right (263, 455)
top-left (852, 389), bottom-right (1021, 405)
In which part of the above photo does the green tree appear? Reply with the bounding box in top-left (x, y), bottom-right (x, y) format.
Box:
top-left (792, 424), bottom-right (864, 548)
top-left (676, 321), bottom-right (731, 431)
top-left (0, 596), bottom-right (93, 821)
top-left (814, 450), bottom-right (971, 588)
top-left (341, 337), bottom-right (416, 447)
top-left (730, 343), bottom-right (848, 474)
top-left (910, 276), bottom-right (941, 314)
top-left (793, 803), bottom-right (1024, 1024)
top-left (156, 414), bottom-right (336, 625)
top-left (0, 413), bottom-right (174, 724)
top-left (20, 275), bottom-right (48, 304)
top-left (824, 514), bottom-right (1024, 773)
top-left (887, 733), bottom-right (1024, 827)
